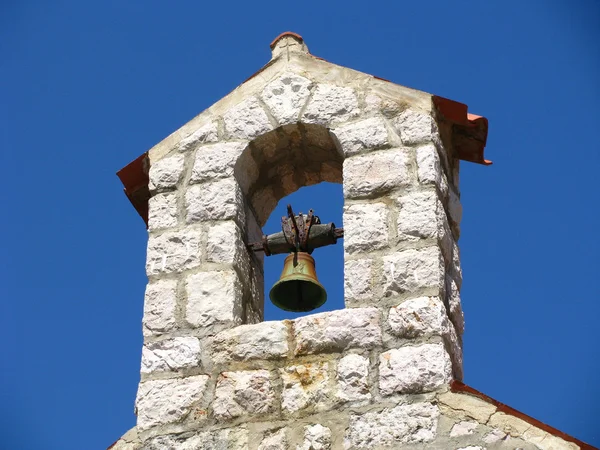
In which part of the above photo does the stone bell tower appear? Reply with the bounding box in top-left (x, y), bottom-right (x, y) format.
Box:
top-left (110, 33), bottom-right (589, 450)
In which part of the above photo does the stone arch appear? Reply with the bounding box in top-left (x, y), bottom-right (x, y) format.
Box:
top-left (235, 123), bottom-right (343, 227)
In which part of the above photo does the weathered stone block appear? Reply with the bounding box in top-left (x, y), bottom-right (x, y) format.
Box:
top-left (382, 246), bottom-right (445, 296)
top-left (185, 179), bottom-right (244, 224)
top-left (343, 149), bottom-right (410, 198)
top-left (258, 428), bottom-right (288, 450)
top-left (143, 279), bottom-right (177, 336)
top-left (437, 391), bottom-right (497, 423)
top-left (482, 428), bottom-right (507, 444)
top-left (141, 337), bottom-right (201, 374)
top-left (336, 354), bottom-right (370, 403)
top-left (250, 185), bottom-right (278, 227)
top-left (416, 143), bottom-right (442, 186)
top-left (177, 120), bottom-right (219, 152)
top-left (108, 427), bottom-right (141, 450)
top-left (224, 97), bottom-right (273, 140)
top-left (145, 427), bottom-right (248, 449)
top-left (190, 142), bottom-right (247, 183)
top-left (345, 402), bottom-right (439, 448)
top-left (148, 154), bottom-right (185, 192)
top-left (449, 188), bottom-right (462, 225)
top-left (301, 424), bottom-right (332, 450)
top-left (450, 420), bottom-right (478, 437)
top-left (302, 84), bottom-right (359, 125)
top-left (205, 221), bottom-right (249, 281)
top-left (280, 362), bottom-right (331, 414)
top-left (388, 296), bottom-right (463, 379)
top-left (212, 370), bottom-right (276, 420)
top-left (136, 375), bottom-right (210, 430)
top-left (388, 296), bottom-right (450, 339)
top-left (379, 343), bottom-right (452, 395)
top-left (393, 109), bottom-right (433, 146)
top-left (261, 73), bottom-right (312, 124)
top-left (333, 117), bottom-right (389, 157)
top-left (344, 259), bottom-right (372, 302)
top-left (146, 229), bottom-right (202, 275)
top-left (293, 308), bottom-right (381, 355)
top-left (211, 321), bottom-right (289, 363)
top-left (396, 190), bottom-right (452, 260)
top-left (446, 275), bottom-right (465, 335)
top-left (343, 203), bottom-right (389, 254)
top-left (185, 270), bottom-right (243, 329)
top-left (148, 192), bottom-right (178, 231)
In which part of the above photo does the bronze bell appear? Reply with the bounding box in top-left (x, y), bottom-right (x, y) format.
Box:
top-left (269, 252), bottom-right (327, 312)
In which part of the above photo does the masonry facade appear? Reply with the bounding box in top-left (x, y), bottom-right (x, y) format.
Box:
top-left (110, 34), bottom-right (589, 450)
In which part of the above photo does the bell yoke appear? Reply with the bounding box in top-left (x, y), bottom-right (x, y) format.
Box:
top-left (248, 205), bottom-right (343, 312)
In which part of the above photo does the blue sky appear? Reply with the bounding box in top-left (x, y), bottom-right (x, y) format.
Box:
top-left (2, 1), bottom-right (599, 449)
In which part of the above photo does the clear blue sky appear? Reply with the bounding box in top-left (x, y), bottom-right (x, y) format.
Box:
top-left (2, 1), bottom-right (599, 449)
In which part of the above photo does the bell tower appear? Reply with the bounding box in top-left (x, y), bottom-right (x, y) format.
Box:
top-left (115, 33), bottom-right (600, 450)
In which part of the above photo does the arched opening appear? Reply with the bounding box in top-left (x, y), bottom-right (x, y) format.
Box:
top-left (262, 182), bottom-right (344, 321)
top-left (234, 123), bottom-right (344, 321)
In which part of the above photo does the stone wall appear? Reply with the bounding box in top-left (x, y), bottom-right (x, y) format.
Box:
top-left (112, 35), bottom-right (583, 449)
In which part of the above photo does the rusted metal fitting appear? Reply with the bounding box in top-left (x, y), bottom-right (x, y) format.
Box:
top-left (247, 204), bottom-right (343, 256)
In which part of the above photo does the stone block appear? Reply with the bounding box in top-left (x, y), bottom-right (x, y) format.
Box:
top-left (336, 354), bottom-right (370, 403)
top-left (212, 370), bottom-right (276, 420)
top-left (345, 402), bottom-right (439, 448)
top-left (482, 428), bottom-right (507, 444)
top-left (382, 246), bottom-right (445, 296)
top-left (301, 424), bottom-right (332, 450)
top-left (343, 203), bottom-right (389, 254)
top-left (333, 117), bottom-right (390, 157)
top-left (393, 109), bottom-right (433, 146)
top-left (146, 229), bottom-right (202, 276)
top-left (190, 142), bottom-right (247, 183)
top-left (224, 97), bottom-right (273, 140)
top-left (416, 143), bottom-right (442, 186)
top-left (250, 185), bottom-right (278, 227)
top-left (293, 308), bottom-right (381, 355)
top-left (185, 270), bottom-right (243, 330)
top-left (141, 337), bottom-right (201, 374)
top-left (446, 276), bottom-right (465, 335)
top-left (185, 179), bottom-right (244, 224)
top-left (379, 343), bottom-right (452, 395)
top-left (148, 192), bottom-right (178, 231)
top-left (143, 279), bottom-right (177, 336)
top-left (302, 84), bottom-right (359, 125)
top-left (261, 73), bottom-right (312, 124)
top-left (343, 149), bottom-right (410, 199)
top-left (177, 120), bottom-right (219, 152)
top-left (145, 428), bottom-right (248, 449)
top-left (344, 259), bottom-right (372, 302)
top-left (387, 296), bottom-right (450, 339)
top-left (451, 241), bottom-right (463, 286)
top-left (522, 427), bottom-right (580, 450)
top-left (487, 412), bottom-right (531, 438)
top-left (136, 375), bottom-right (210, 430)
top-left (437, 391), bottom-right (497, 423)
top-left (108, 427), bottom-right (141, 450)
top-left (450, 420), bottom-right (478, 437)
top-left (449, 188), bottom-right (462, 225)
top-left (396, 190), bottom-right (452, 260)
top-left (148, 154), bottom-right (185, 192)
top-left (205, 221), bottom-right (249, 281)
top-left (258, 428), bottom-right (288, 450)
top-left (280, 362), bottom-right (331, 414)
top-left (211, 321), bottom-right (289, 363)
